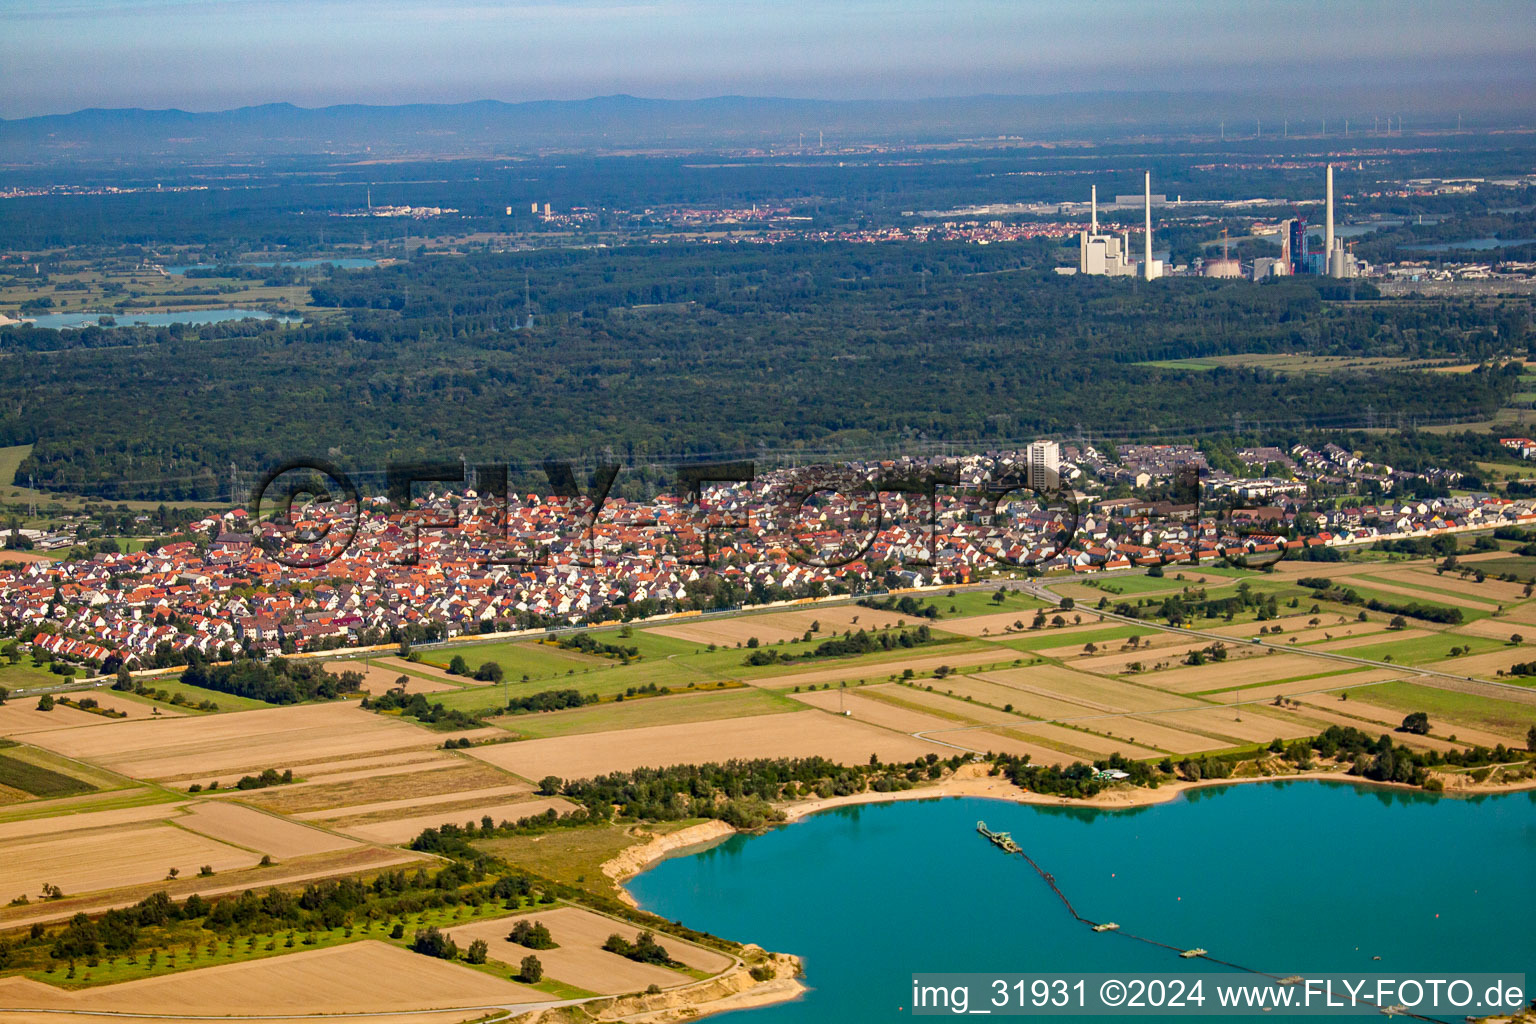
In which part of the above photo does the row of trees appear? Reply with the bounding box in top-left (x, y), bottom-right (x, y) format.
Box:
top-left (178, 656), bottom-right (359, 705)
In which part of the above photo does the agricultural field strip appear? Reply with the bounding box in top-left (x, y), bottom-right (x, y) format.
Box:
top-left (1184, 664), bottom-right (1380, 695)
top-left (1326, 574), bottom-right (1492, 612)
top-left (1294, 695), bottom-right (1517, 749)
top-left (1345, 572), bottom-right (1505, 607)
top-left (1364, 567), bottom-right (1530, 602)
top-left (159, 749), bottom-right (457, 788)
top-left (0, 847), bottom-right (427, 932)
top-left (340, 797), bottom-right (579, 845)
top-left (0, 939), bottom-right (550, 1015)
top-left (465, 710), bottom-right (944, 778)
top-left (17, 702), bottom-right (495, 781)
top-left (242, 761), bottom-right (527, 816)
top-left (289, 783), bottom-right (533, 822)
top-left (1023, 579), bottom-right (1536, 705)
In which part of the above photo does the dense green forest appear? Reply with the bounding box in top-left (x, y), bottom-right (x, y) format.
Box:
top-left (2, 241), bottom-right (1527, 500)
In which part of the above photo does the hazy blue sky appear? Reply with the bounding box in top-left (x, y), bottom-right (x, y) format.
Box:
top-left (4, 0), bottom-right (1534, 118)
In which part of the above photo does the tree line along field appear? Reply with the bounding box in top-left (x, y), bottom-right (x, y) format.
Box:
top-left (0, 558), bottom-right (1531, 1014)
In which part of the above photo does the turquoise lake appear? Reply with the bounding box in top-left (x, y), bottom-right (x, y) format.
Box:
top-left (21, 309), bottom-right (298, 330)
top-left (627, 782), bottom-right (1535, 1022)
top-left (164, 257), bottom-right (380, 273)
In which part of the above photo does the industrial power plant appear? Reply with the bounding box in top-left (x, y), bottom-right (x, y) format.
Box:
top-left (1075, 166), bottom-right (1362, 281)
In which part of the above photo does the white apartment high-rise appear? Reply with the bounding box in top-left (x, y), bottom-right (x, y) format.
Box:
top-left (1027, 440), bottom-right (1062, 490)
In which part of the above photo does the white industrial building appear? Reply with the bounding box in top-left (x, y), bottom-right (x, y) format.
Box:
top-left (1077, 174), bottom-right (1161, 279)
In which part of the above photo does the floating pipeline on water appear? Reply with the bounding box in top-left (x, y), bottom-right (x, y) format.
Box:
top-left (973, 820), bottom-right (1464, 1024)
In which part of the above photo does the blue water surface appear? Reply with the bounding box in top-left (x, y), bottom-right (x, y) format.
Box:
top-left (628, 782), bottom-right (1536, 1022)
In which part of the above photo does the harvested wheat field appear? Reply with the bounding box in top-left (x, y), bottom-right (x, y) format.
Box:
top-left (447, 906), bottom-right (729, 994)
top-left (0, 551), bottom-right (54, 566)
top-left (926, 674), bottom-right (1102, 716)
top-left (970, 664), bottom-right (1180, 713)
top-left (1371, 567), bottom-right (1527, 603)
top-left (274, 751), bottom-right (467, 785)
top-left (1032, 630), bottom-right (1188, 660)
top-left (651, 605), bottom-right (907, 646)
top-left (25, 702), bottom-right (494, 781)
top-left (1013, 712), bottom-right (1216, 761)
top-left (932, 726), bottom-right (1098, 762)
top-left (174, 750), bottom-right (462, 792)
top-left (758, 649), bottom-right (1009, 690)
top-left (444, 915), bottom-right (675, 993)
top-left (326, 660), bottom-right (456, 695)
top-left (960, 672), bottom-right (1129, 718)
top-left (0, 822), bottom-right (260, 901)
top-left (801, 604), bottom-right (917, 632)
top-left (1270, 561), bottom-right (1368, 579)
top-left (469, 710), bottom-right (944, 779)
top-left (0, 941), bottom-right (550, 1016)
top-left (0, 847), bottom-right (427, 935)
top-left (790, 688), bottom-right (969, 735)
top-left (938, 609), bottom-right (1106, 639)
top-left (1331, 574), bottom-right (1492, 610)
top-left (1131, 653), bottom-right (1322, 693)
top-left (291, 783), bottom-right (532, 822)
top-left (61, 691), bottom-right (184, 720)
top-left (242, 760), bottom-right (518, 816)
top-left (1201, 613), bottom-right (1365, 639)
top-left (0, 802), bottom-right (176, 843)
top-left (338, 797), bottom-right (577, 844)
top-left (1133, 705), bottom-right (1317, 745)
top-left (876, 685), bottom-right (1038, 726)
top-left (1062, 639), bottom-right (1279, 678)
top-left (1196, 668), bottom-right (1404, 705)
top-left (1420, 647), bottom-right (1536, 679)
top-left (0, 702), bottom-right (117, 737)
top-left (1493, 601), bottom-right (1536, 626)
top-left (1449, 617), bottom-right (1536, 641)
top-left (1066, 713), bottom-right (1231, 754)
top-left (980, 719), bottom-right (1163, 760)
top-left (177, 801), bottom-right (357, 858)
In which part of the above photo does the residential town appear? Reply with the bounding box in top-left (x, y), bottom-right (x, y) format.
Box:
top-left (4, 440), bottom-right (1529, 672)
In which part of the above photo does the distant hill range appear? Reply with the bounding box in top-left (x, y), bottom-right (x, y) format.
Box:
top-left (2, 87), bottom-right (1529, 162)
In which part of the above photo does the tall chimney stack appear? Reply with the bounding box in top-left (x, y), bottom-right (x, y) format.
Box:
top-left (1325, 164), bottom-right (1335, 259)
top-left (1091, 185), bottom-right (1097, 235)
top-left (1143, 171), bottom-right (1154, 279)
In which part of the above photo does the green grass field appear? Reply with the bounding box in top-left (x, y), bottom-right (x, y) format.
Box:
top-left (1134, 358), bottom-right (1219, 371)
top-left (993, 624), bottom-right (1155, 652)
top-left (0, 753), bottom-right (96, 798)
top-left (418, 638), bottom-right (612, 680)
top-left (935, 590), bottom-right (1047, 618)
top-left (1343, 680), bottom-right (1536, 737)
top-left (127, 678), bottom-right (276, 713)
top-left (475, 820), bottom-right (710, 901)
top-left (0, 658), bottom-right (68, 690)
top-left (422, 630), bottom-right (991, 711)
top-left (1461, 557), bottom-right (1536, 581)
top-left (0, 444), bottom-right (29, 496)
top-left (1333, 632), bottom-right (1504, 666)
